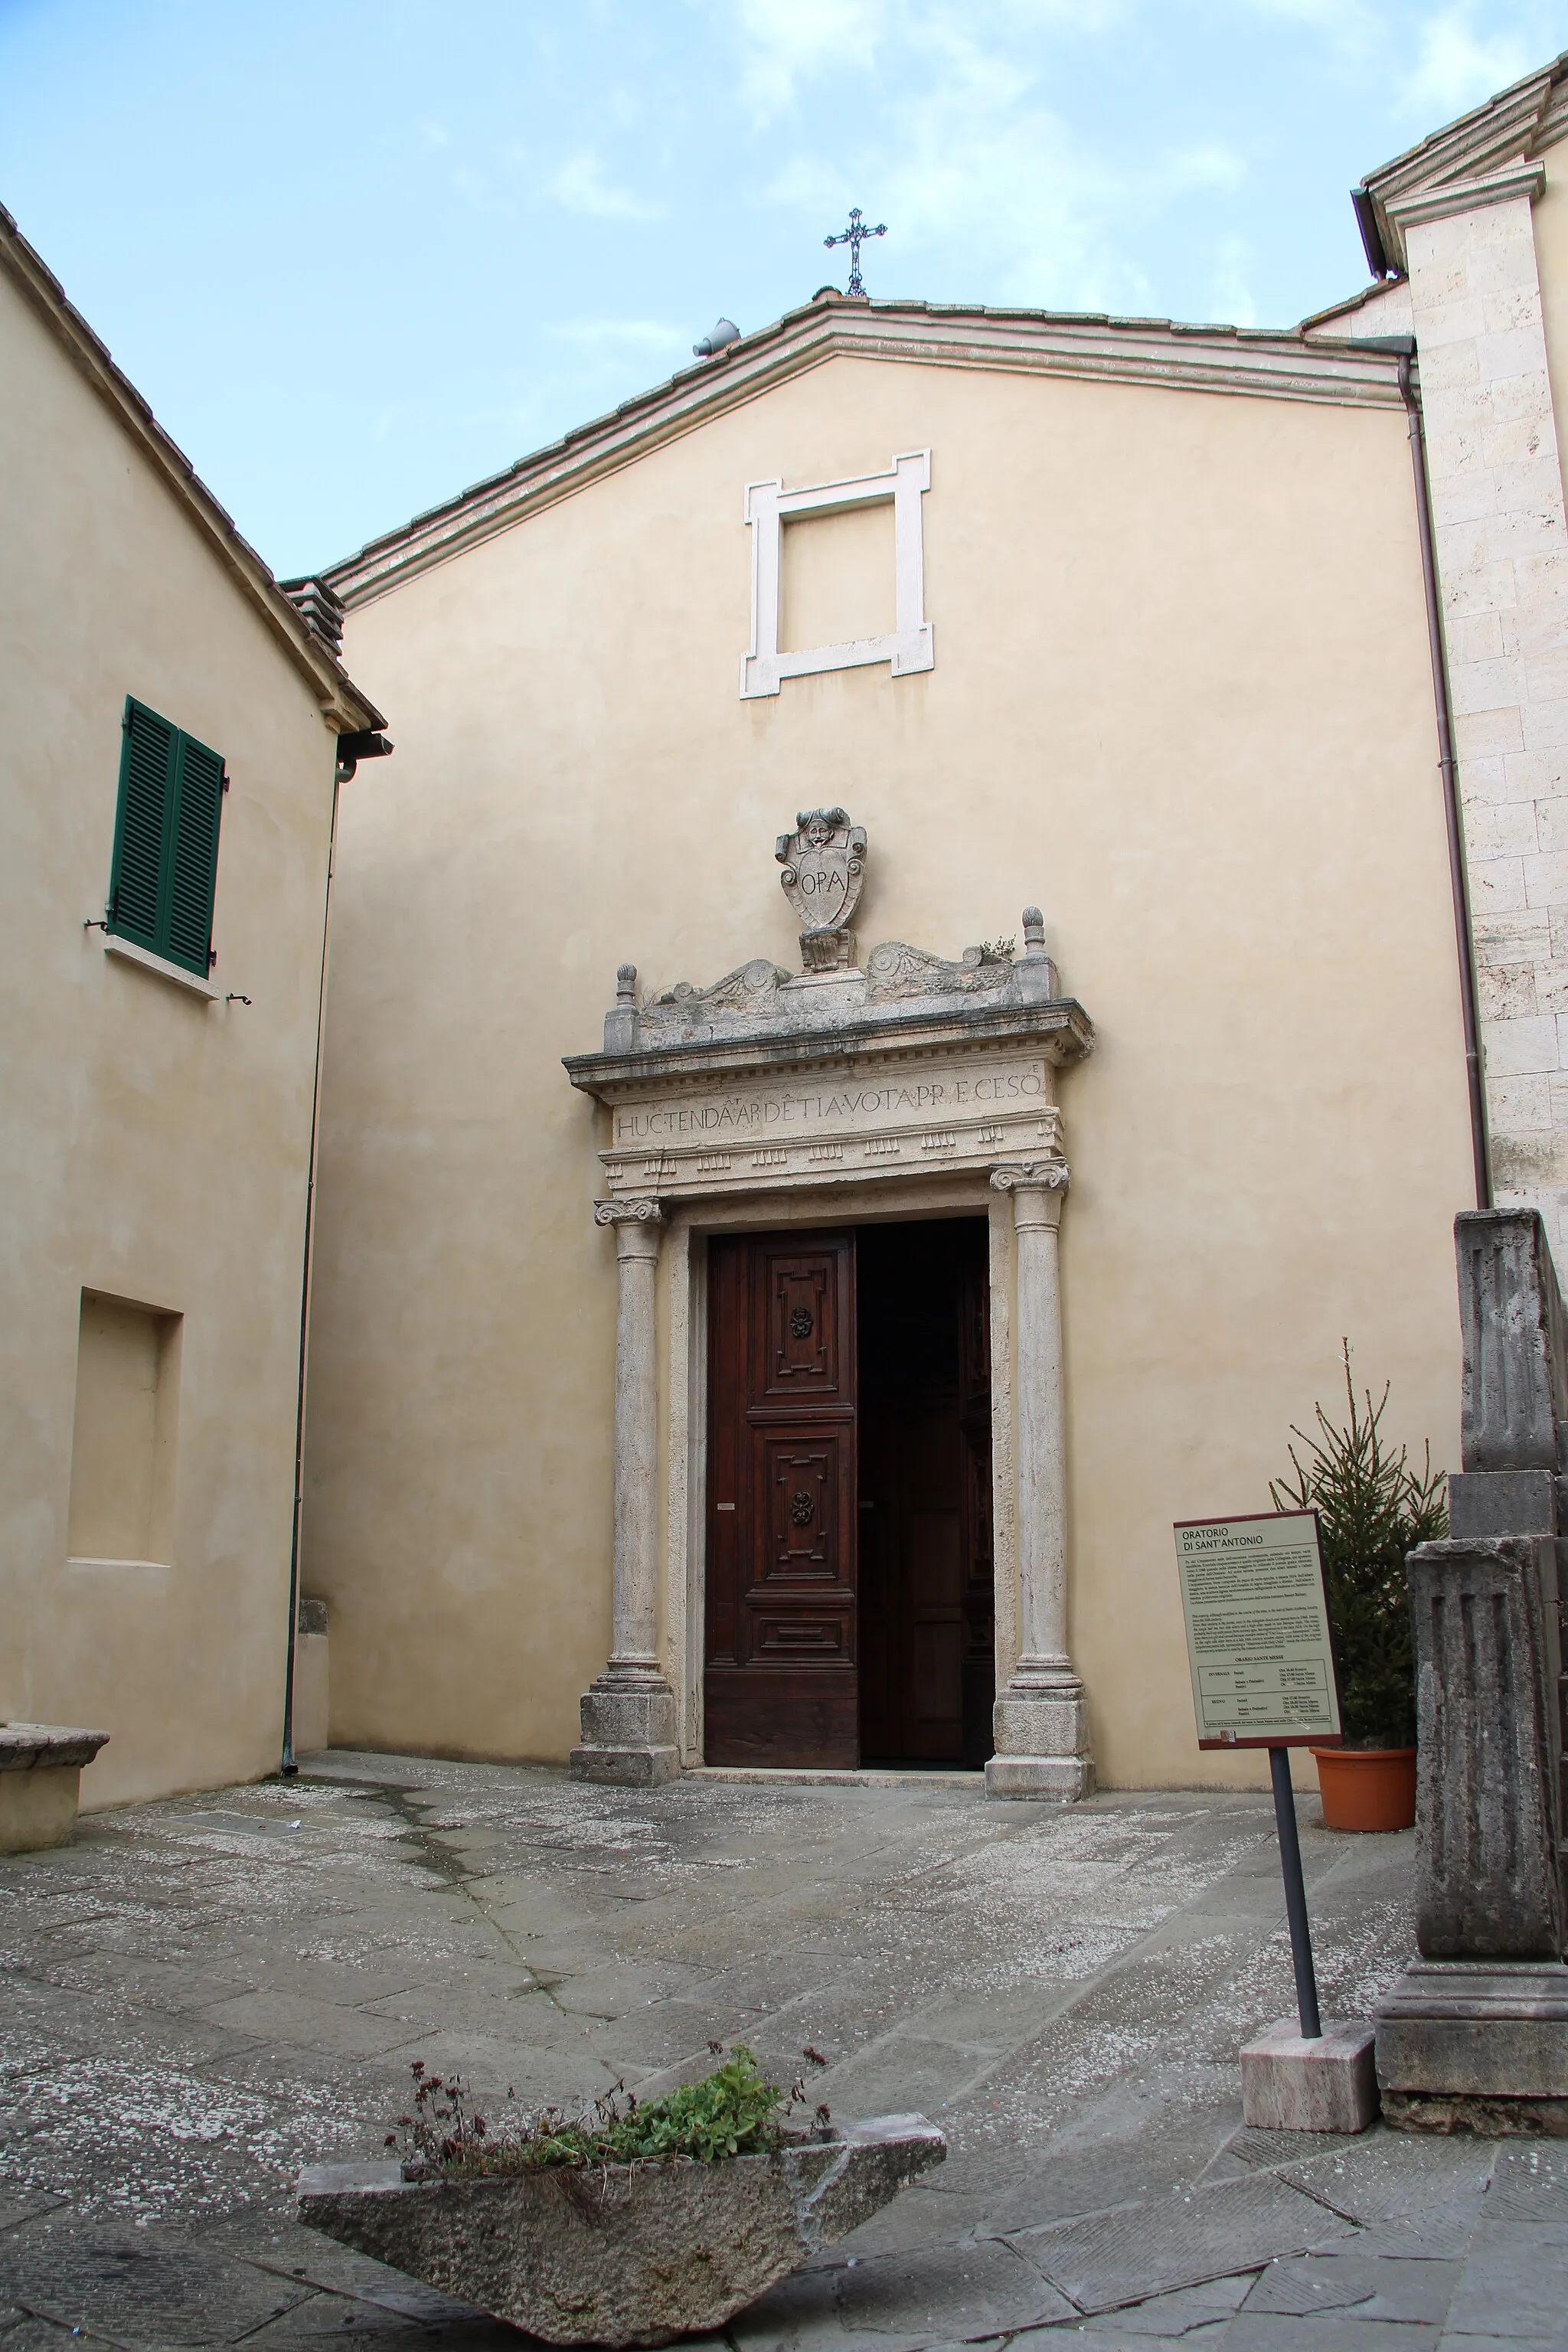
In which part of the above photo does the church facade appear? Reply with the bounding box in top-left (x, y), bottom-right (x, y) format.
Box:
top-left (296, 59), bottom-right (1568, 1797)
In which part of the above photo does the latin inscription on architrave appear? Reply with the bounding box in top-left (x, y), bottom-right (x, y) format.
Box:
top-left (603, 1049), bottom-right (1058, 1197)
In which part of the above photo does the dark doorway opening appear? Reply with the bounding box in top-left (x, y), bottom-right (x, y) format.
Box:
top-left (702, 1218), bottom-right (994, 1769)
top-left (858, 1220), bottom-right (994, 1767)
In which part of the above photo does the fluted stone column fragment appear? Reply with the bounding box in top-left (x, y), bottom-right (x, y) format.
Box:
top-left (985, 1161), bottom-right (1093, 1799)
top-left (570, 1199), bottom-right (680, 1786)
top-left (1375, 1209), bottom-right (1568, 2128)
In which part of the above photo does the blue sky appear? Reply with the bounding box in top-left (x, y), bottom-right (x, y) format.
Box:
top-left (1, 1), bottom-right (1563, 577)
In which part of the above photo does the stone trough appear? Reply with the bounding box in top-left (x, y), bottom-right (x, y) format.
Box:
top-left (298, 2113), bottom-right (946, 2347)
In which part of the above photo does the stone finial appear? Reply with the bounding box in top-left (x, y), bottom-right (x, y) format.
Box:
top-left (1021, 907), bottom-right (1046, 954)
top-left (776, 808), bottom-right (867, 972)
top-left (604, 965), bottom-right (641, 1053)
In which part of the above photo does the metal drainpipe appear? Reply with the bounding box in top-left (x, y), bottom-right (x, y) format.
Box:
top-left (1368, 336), bottom-right (1491, 1210)
top-left (279, 762), bottom-right (342, 1775)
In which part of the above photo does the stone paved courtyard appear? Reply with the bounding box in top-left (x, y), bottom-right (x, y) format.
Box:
top-left (2, 1754), bottom-right (1565, 2350)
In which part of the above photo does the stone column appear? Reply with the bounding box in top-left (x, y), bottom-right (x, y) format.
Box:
top-left (985, 1161), bottom-right (1093, 1798)
top-left (570, 1199), bottom-right (680, 1786)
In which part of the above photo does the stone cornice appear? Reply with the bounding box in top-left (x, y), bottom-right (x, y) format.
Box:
top-left (0, 205), bottom-right (383, 734)
top-left (1359, 51), bottom-right (1568, 276)
top-left (322, 299), bottom-right (1410, 610)
top-left (1386, 160), bottom-right (1546, 235)
top-left (566, 995), bottom-right (1094, 1103)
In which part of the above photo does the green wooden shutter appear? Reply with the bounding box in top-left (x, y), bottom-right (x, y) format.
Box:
top-left (106, 697), bottom-right (226, 978)
top-left (165, 734), bottom-right (225, 975)
top-left (108, 699), bottom-right (177, 952)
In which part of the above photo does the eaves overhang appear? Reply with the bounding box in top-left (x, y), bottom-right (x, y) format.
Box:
top-left (322, 294), bottom-right (1410, 612)
top-left (0, 204), bottom-right (384, 736)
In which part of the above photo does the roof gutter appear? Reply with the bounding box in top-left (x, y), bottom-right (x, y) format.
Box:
top-left (1359, 335), bottom-right (1490, 1210)
top-left (279, 759), bottom-right (345, 1775)
top-left (1351, 186), bottom-right (1393, 280)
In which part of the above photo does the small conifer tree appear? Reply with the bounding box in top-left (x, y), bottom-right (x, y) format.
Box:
top-left (1270, 1345), bottom-right (1447, 1749)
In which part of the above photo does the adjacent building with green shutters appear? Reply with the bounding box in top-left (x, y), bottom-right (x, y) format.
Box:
top-left (0, 205), bottom-right (383, 1808)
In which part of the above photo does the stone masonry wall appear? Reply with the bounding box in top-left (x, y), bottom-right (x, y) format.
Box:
top-left (1399, 177), bottom-right (1568, 1262)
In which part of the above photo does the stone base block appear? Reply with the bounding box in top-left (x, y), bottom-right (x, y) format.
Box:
top-left (292, 1600), bottom-right (331, 1757)
top-left (1240, 2017), bottom-right (1378, 2133)
top-left (1382, 2089), bottom-right (1568, 2137)
top-left (988, 1684), bottom-right (1093, 1802)
top-left (569, 1743), bottom-right (681, 1788)
top-left (0, 1764), bottom-right (82, 1854)
top-left (985, 1755), bottom-right (1095, 1801)
top-left (0, 1723), bottom-right (109, 1854)
top-left (1375, 1959), bottom-right (1568, 2105)
top-left (570, 1672), bottom-right (680, 1787)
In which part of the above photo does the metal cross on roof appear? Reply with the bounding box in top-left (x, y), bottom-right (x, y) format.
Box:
top-left (824, 207), bottom-right (887, 298)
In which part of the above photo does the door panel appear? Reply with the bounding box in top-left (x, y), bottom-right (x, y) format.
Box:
top-left (704, 1231), bottom-right (857, 1766)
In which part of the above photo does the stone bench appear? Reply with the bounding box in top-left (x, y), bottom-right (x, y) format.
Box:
top-left (0, 1723), bottom-right (109, 1854)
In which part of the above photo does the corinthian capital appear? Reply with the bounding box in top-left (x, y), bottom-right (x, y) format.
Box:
top-left (989, 1161), bottom-right (1070, 1196)
top-left (593, 1197), bottom-right (665, 1227)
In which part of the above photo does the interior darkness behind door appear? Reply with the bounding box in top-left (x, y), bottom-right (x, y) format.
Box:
top-left (858, 1219), bottom-right (994, 1766)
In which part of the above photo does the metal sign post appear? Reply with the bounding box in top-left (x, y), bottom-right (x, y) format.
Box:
top-left (1173, 1511), bottom-right (1341, 2041)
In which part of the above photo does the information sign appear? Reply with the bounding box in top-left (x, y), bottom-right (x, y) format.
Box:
top-left (1172, 1510), bottom-right (1341, 1749)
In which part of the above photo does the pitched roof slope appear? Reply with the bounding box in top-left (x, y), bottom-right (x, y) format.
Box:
top-left (1358, 49), bottom-right (1568, 275)
top-left (320, 289), bottom-right (1408, 609)
top-left (1, 203), bottom-right (382, 732)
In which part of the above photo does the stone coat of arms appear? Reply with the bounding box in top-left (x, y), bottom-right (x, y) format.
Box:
top-left (776, 808), bottom-right (867, 971)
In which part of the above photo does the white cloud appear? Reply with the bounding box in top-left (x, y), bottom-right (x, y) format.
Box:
top-left (548, 149), bottom-right (662, 220)
top-left (761, 9), bottom-right (1249, 318)
top-left (1207, 232), bottom-right (1259, 326)
top-left (1400, 11), bottom-right (1534, 120)
top-left (731, 0), bottom-right (890, 119)
top-left (544, 318), bottom-right (688, 349)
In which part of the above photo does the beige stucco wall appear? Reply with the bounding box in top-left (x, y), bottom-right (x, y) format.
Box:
top-left (310, 347), bottom-right (1474, 1789)
top-left (0, 263), bottom-right (339, 1808)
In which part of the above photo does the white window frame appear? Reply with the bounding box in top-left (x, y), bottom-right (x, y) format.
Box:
top-left (739, 449), bottom-right (933, 699)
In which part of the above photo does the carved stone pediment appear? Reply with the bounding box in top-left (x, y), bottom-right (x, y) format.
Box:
top-left (619, 920), bottom-right (1064, 1050)
top-left (865, 940), bottom-right (1018, 1001)
top-left (641, 959), bottom-right (792, 1040)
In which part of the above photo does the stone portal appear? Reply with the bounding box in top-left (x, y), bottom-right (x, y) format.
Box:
top-left (564, 828), bottom-right (1096, 1797)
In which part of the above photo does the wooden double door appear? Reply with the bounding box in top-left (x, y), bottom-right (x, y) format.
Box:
top-left (704, 1220), bottom-right (993, 1769)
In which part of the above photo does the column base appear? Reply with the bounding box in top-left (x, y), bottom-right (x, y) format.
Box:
top-left (569, 1669), bottom-right (681, 1788)
top-left (985, 1678), bottom-right (1093, 1802)
top-left (985, 1754), bottom-right (1095, 1800)
top-left (1374, 1958), bottom-right (1568, 2110)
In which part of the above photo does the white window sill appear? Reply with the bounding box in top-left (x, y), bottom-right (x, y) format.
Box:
top-left (104, 935), bottom-right (219, 1000)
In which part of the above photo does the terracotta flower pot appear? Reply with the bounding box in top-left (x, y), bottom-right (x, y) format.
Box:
top-left (1311, 1745), bottom-right (1416, 1832)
